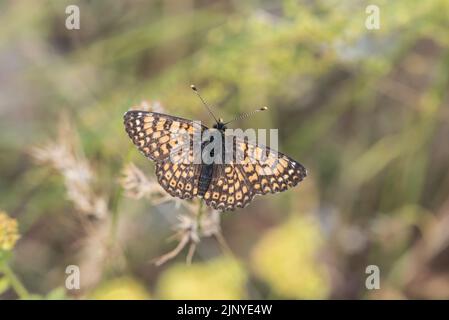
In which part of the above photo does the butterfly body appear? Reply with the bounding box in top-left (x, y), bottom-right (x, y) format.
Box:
top-left (198, 120), bottom-right (228, 197)
top-left (124, 110), bottom-right (307, 211)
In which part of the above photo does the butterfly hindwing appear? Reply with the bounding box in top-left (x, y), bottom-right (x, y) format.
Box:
top-left (203, 163), bottom-right (255, 211)
top-left (236, 137), bottom-right (307, 195)
top-left (155, 160), bottom-right (202, 199)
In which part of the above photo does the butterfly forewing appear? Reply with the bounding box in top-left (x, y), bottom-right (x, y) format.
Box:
top-left (124, 111), bottom-right (206, 161)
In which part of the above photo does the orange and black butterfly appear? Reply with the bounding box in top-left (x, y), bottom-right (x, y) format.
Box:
top-left (124, 86), bottom-right (307, 211)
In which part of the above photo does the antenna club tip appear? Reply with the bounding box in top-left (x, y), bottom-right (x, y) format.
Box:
top-left (190, 84), bottom-right (197, 91)
top-left (261, 106), bottom-right (268, 110)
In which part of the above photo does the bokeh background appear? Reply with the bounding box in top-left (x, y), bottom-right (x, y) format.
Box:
top-left (1, 0), bottom-right (449, 299)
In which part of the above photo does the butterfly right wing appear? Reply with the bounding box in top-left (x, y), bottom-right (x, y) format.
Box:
top-left (203, 163), bottom-right (256, 211)
top-left (237, 137), bottom-right (307, 195)
top-left (203, 135), bottom-right (307, 211)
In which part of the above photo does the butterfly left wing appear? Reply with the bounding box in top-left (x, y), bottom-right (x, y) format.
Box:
top-left (124, 110), bottom-right (207, 200)
top-left (124, 110), bottom-right (207, 162)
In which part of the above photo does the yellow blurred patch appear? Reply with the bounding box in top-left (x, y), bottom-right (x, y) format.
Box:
top-left (250, 215), bottom-right (330, 299)
top-left (0, 211), bottom-right (20, 252)
top-left (90, 277), bottom-right (151, 300)
top-left (156, 257), bottom-right (247, 299)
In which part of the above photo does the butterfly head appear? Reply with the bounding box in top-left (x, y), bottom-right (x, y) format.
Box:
top-left (213, 118), bottom-right (227, 131)
top-left (191, 84), bottom-right (268, 130)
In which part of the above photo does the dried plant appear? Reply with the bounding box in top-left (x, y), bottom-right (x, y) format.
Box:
top-left (120, 161), bottom-right (229, 265)
top-left (153, 209), bottom-right (223, 266)
top-left (31, 114), bottom-right (114, 292)
top-left (120, 162), bottom-right (172, 203)
top-left (31, 115), bottom-right (108, 221)
top-left (129, 100), bottom-right (165, 113)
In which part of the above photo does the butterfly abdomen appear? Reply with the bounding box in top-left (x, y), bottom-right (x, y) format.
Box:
top-left (197, 134), bottom-right (222, 197)
top-left (198, 164), bottom-right (214, 197)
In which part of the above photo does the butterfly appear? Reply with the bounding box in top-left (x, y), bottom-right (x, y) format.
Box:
top-left (123, 86), bottom-right (307, 211)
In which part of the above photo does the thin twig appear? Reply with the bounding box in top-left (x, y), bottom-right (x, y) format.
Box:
top-left (153, 234), bottom-right (190, 266)
top-left (215, 232), bottom-right (234, 258)
top-left (196, 200), bottom-right (204, 233)
top-left (186, 243), bottom-right (197, 265)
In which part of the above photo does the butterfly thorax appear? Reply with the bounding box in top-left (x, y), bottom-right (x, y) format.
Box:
top-left (212, 120), bottom-right (227, 132)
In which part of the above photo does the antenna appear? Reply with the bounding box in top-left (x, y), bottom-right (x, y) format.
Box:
top-left (190, 84), bottom-right (219, 123)
top-left (224, 107), bottom-right (268, 125)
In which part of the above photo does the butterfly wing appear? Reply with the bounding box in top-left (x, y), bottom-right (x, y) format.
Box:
top-left (124, 110), bottom-right (206, 161)
top-left (155, 159), bottom-right (202, 199)
top-left (124, 110), bottom-right (207, 199)
top-left (203, 137), bottom-right (307, 211)
top-left (238, 138), bottom-right (307, 195)
top-left (203, 163), bottom-right (256, 211)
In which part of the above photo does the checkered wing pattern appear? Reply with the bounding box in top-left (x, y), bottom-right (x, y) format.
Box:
top-left (124, 111), bottom-right (206, 161)
top-left (124, 110), bottom-right (206, 199)
top-left (204, 137), bottom-right (307, 211)
top-left (237, 138), bottom-right (307, 195)
top-left (155, 160), bottom-right (203, 199)
top-left (203, 164), bottom-right (256, 211)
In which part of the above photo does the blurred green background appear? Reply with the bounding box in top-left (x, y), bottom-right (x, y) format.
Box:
top-left (1, 0), bottom-right (449, 299)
